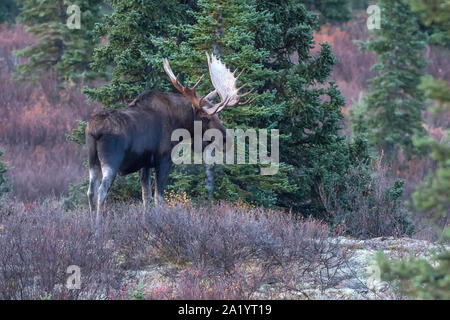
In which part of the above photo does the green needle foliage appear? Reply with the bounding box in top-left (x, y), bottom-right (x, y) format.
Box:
top-left (377, 1), bottom-right (450, 300)
top-left (83, 0), bottom-right (196, 108)
top-left (158, 0), bottom-right (296, 206)
top-left (357, 0), bottom-right (428, 162)
top-left (314, 0), bottom-right (351, 23)
top-left (0, 0), bottom-right (20, 24)
top-left (381, 75), bottom-right (450, 300)
top-left (14, 0), bottom-right (105, 86)
top-left (413, 78), bottom-right (450, 216)
top-left (405, 0), bottom-right (450, 49)
top-left (377, 246), bottom-right (450, 299)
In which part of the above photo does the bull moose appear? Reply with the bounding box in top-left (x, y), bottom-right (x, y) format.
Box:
top-left (85, 53), bottom-right (254, 224)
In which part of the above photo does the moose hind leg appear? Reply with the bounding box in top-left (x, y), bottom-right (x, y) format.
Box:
top-left (87, 166), bottom-right (101, 216)
top-left (140, 167), bottom-right (152, 209)
top-left (96, 166), bottom-right (116, 226)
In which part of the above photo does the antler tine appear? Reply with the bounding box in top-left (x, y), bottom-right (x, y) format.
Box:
top-left (193, 74), bottom-right (204, 89)
top-left (205, 52), bottom-right (256, 112)
top-left (238, 97), bottom-right (255, 106)
top-left (202, 96), bottom-right (232, 115)
top-left (237, 83), bottom-right (250, 91)
top-left (214, 94), bottom-right (254, 113)
top-left (235, 69), bottom-right (245, 81)
top-left (212, 87), bottom-right (253, 112)
top-left (239, 87), bottom-right (254, 97)
top-left (163, 58), bottom-right (211, 110)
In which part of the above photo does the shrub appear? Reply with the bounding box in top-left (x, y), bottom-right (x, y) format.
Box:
top-left (136, 202), bottom-right (351, 298)
top-left (0, 200), bottom-right (123, 299)
top-left (0, 199), bottom-right (352, 300)
top-left (376, 240), bottom-right (450, 300)
top-left (320, 154), bottom-right (414, 239)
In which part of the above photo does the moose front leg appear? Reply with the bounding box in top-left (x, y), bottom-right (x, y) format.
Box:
top-left (140, 167), bottom-right (152, 209)
top-left (154, 157), bottom-right (171, 206)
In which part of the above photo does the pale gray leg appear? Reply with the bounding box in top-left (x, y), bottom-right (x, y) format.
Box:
top-left (140, 167), bottom-right (152, 209)
top-left (96, 166), bottom-right (116, 227)
top-left (87, 167), bottom-right (101, 216)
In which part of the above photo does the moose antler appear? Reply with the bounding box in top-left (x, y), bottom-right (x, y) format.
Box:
top-left (163, 54), bottom-right (254, 115)
top-left (205, 53), bottom-right (255, 113)
top-left (162, 58), bottom-right (231, 114)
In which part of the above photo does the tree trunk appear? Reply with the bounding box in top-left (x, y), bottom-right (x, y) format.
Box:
top-left (205, 7), bottom-right (223, 200)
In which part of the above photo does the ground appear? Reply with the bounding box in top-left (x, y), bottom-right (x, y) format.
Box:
top-left (119, 236), bottom-right (447, 300)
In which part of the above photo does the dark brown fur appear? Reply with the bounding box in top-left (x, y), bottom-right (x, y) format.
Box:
top-left (86, 90), bottom-right (226, 224)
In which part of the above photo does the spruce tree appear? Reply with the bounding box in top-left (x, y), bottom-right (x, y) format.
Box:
top-left (377, 2), bottom-right (450, 300)
top-left (391, 75), bottom-right (450, 299)
top-left (405, 0), bottom-right (450, 49)
top-left (0, 0), bottom-right (19, 24)
top-left (313, 0), bottom-right (351, 23)
top-left (413, 77), bottom-right (450, 216)
top-left (254, 0), bottom-right (357, 214)
top-left (405, 0), bottom-right (450, 217)
top-left (349, 0), bottom-right (368, 11)
top-left (358, 0), bottom-right (428, 162)
top-left (160, 0), bottom-right (295, 206)
top-left (14, 0), bottom-right (104, 86)
top-left (78, 0), bottom-right (379, 218)
top-left (165, 0), bottom-right (370, 213)
top-left (83, 0), bottom-right (195, 108)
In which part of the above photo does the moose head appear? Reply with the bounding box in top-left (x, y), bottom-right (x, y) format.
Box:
top-left (162, 53), bottom-right (255, 147)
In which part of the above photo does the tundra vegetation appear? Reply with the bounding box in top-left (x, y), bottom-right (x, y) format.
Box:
top-left (0, 0), bottom-right (448, 299)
